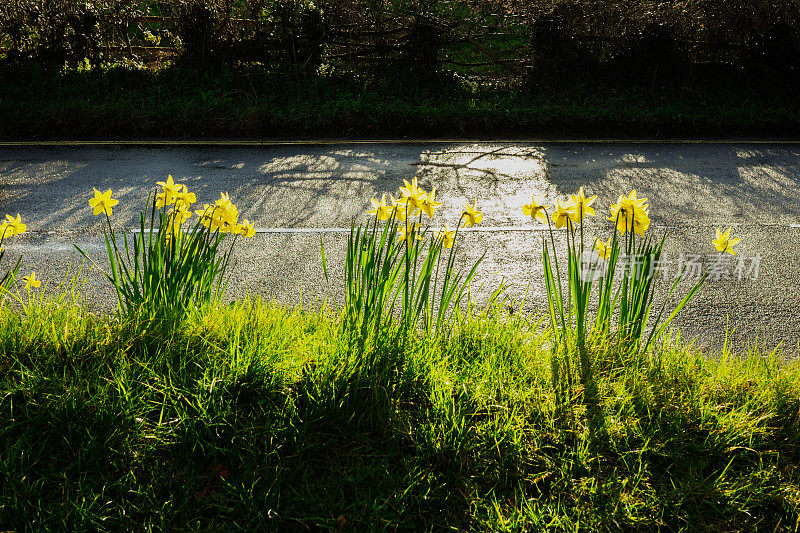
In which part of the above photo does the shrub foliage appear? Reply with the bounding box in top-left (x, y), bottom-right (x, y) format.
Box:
top-left (2, 0), bottom-right (799, 89)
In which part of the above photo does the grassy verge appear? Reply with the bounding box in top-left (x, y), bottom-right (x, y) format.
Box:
top-left (0, 296), bottom-right (798, 531)
top-left (1, 66), bottom-right (799, 139)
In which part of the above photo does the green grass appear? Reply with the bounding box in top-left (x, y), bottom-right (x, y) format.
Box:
top-left (0, 294), bottom-right (798, 531)
top-left (1, 64), bottom-right (799, 139)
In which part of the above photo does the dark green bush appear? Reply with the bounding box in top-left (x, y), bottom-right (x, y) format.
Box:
top-left (2, 0), bottom-right (800, 90)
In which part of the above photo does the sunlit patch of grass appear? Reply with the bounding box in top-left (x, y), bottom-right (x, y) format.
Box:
top-left (0, 299), bottom-right (797, 531)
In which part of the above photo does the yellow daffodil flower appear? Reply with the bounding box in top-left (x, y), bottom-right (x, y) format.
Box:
top-left (595, 237), bottom-right (612, 260)
top-left (164, 206), bottom-right (190, 238)
top-left (713, 227), bottom-right (740, 255)
top-left (167, 206), bottom-right (191, 225)
top-left (212, 193), bottom-right (239, 232)
top-left (552, 199), bottom-right (576, 229)
top-left (608, 205), bottom-right (630, 234)
top-left (367, 194), bottom-right (393, 221)
top-left (23, 271), bottom-right (40, 290)
top-left (397, 222), bottom-right (421, 246)
top-left (156, 175), bottom-right (182, 205)
top-left (216, 192), bottom-right (233, 207)
top-left (620, 189), bottom-right (648, 210)
top-left (435, 223), bottom-right (456, 248)
top-left (609, 190), bottom-right (649, 234)
top-left (400, 178), bottom-right (426, 214)
top-left (632, 210), bottom-right (651, 235)
top-left (569, 186), bottom-right (597, 223)
top-left (174, 186), bottom-right (197, 210)
top-left (2, 214), bottom-right (26, 236)
top-left (196, 201), bottom-right (235, 233)
top-left (89, 188), bottom-right (119, 216)
top-left (155, 192), bottom-right (168, 208)
top-left (462, 200), bottom-right (483, 227)
top-left (390, 195), bottom-right (408, 222)
top-left (420, 188), bottom-right (442, 218)
top-left (239, 219), bottom-right (256, 238)
top-left (196, 204), bottom-right (215, 229)
top-left (522, 196), bottom-right (551, 224)
top-left (156, 175), bottom-right (179, 191)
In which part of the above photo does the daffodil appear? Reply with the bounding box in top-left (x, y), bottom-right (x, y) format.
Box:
top-left (397, 222), bottom-right (421, 246)
top-left (155, 192), bottom-right (168, 208)
top-left (239, 219), bottom-right (256, 238)
top-left (195, 200), bottom-right (235, 233)
top-left (167, 205), bottom-right (191, 226)
top-left (399, 178), bottom-right (426, 214)
top-left (595, 237), bottom-right (612, 260)
top-left (713, 227), bottom-right (740, 255)
top-left (552, 199), bottom-right (576, 229)
top-left (174, 186), bottom-right (197, 210)
top-left (212, 193), bottom-right (239, 232)
top-left (367, 194), bottom-right (393, 221)
top-left (196, 204), bottom-right (216, 230)
top-left (161, 207), bottom-right (189, 240)
top-left (390, 195), bottom-right (408, 222)
top-left (23, 271), bottom-right (40, 290)
top-left (435, 223), bottom-right (456, 248)
top-left (89, 188), bottom-right (119, 216)
top-left (215, 192), bottom-right (234, 210)
top-left (156, 175), bottom-right (182, 206)
top-left (621, 189), bottom-right (648, 210)
top-left (462, 200), bottom-right (483, 227)
top-left (2, 214), bottom-right (26, 236)
top-left (420, 188), bottom-right (442, 218)
top-left (569, 186), bottom-right (597, 223)
top-left (608, 190), bottom-right (649, 234)
top-left (632, 210), bottom-right (651, 235)
top-left (522, 196), bottom-right (551, 224)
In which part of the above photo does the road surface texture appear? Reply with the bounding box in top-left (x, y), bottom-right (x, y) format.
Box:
top-left (0, 142), bottom-right (798, 354)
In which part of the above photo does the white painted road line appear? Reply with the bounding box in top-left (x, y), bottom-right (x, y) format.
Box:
top-left (129, 226), bottom-right (555, 234)
top-left (121, 224), bottom-right (798, 235)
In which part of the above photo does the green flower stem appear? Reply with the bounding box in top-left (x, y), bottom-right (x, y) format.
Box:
top-left (545, 217), bottom-right (568, 341)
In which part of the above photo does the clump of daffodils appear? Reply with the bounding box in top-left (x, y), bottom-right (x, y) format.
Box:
top-left (368, 177), bottom-right (444, 224)
top-left (82, 176), bottom-right (256, 323)
top-left (523, 186), bottom-right (600, 231)
top-left (368, 177), bottom-right (482, 249)
top-left (88, 177), bottom-right (256, 239)
top-left (522, 187), bottom-right (737, 257)
top-left (340, 177), bottom-right (486, 339)
top-left (522, 186), bottom-right (743, 376)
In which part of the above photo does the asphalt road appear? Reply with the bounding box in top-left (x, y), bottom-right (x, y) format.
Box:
top-left (1, 142), bottom-right (798, 353)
